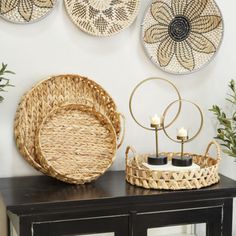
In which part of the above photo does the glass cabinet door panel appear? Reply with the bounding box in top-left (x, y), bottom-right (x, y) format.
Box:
top-left (148, 225), bottom-right (192, 236)
top-left (147, 224), bottom-right (206, 236)
top-left (195, 223), bottom-right (206, 236)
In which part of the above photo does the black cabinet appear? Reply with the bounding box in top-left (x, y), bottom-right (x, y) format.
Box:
top-left (0, 171), bottom-right (235, 236)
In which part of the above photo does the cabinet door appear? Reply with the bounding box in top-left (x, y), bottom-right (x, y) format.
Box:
top-left (32, 215), bottom-right (128, 236)
top-left (132, 206), bottom-right (223, 236)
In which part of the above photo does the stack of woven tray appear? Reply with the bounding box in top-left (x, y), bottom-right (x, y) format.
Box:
top-left (14, 74), bottom-right (124, 184)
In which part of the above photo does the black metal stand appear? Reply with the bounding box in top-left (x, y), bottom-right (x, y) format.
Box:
top-left (147, 155), bottom-right (168, 165)
top-left (172, 156), bottom-right (192, 166)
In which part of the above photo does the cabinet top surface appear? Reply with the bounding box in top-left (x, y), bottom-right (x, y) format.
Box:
top-left (0, 171), bottom-right (236, 212)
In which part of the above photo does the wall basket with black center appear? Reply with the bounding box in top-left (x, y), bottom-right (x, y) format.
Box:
top-left (141, 0), bottom-right (224, 74)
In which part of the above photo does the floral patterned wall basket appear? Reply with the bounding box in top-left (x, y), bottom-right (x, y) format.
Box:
top-left (141, 0), bottom-right (224, 74)
top-left (64, 0), bottom-right (140, 37)
top-left (0, 0), bottom-right (57, 23)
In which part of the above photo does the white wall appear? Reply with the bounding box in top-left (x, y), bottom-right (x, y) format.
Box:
top-left (0, 0), bottom-right (235, 234)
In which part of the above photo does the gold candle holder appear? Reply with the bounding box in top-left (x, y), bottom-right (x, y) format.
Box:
top-left (148, 121), bottom-right (168, 165)
top-left (174, 135), bottom-right (192, 166)
top-left (129, 77), bottom-right (182, 166)
top-left (177, 135), bottom-right (189, 158)
top-left (151, 123), bottom-right (160, 158)
top-left (162, 99), bottom-right (204, 167)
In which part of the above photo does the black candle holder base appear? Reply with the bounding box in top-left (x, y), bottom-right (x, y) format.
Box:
top-left (172, 156), bottom-right (192, 167)
top-left (147, 155), bottom-right (168, 165)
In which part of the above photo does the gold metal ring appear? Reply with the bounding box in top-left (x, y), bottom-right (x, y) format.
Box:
top-left (129, 77), bottom-right (182, 131)
top-left (162, 99), bottom-right (204, 143)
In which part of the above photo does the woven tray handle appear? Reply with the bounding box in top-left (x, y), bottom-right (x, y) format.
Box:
top-left (117, 113), bottom-right (125, 149)
top-left (204, 140), bottom-right (221, 162)
top-left (125, 146), bottom-right (140, 168)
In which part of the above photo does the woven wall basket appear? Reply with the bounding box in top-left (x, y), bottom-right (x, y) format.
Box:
top-left (14, 74), bottom-right (122, 173)
top-left (36, 104), bottom-right (117, 184)
top-left (141, 0), bottom-right (224, 74)
top-left (64, 0), bottom-right (140, 37)
top-left (126, 140), bottom-right (221, 190)
top-left (0, 0), bottom-right (57, 24)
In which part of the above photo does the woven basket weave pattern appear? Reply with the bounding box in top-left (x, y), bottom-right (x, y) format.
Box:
top-left (36, 104), bottom-right (117, 184)
top-left (0, 0), bottom-right (57, 23)
top-left (14, 74), bottom-right (121, 173)
top-left (126, 140), bottom-right (221, 190)
top-left (141, 0), bottom-right (223, 74)
top-left (64, 0), bottom-right (140, 36)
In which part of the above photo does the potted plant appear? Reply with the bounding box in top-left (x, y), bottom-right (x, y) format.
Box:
top-left (210, 80), bottom-right (236, 159)
top-left (0, 63), bottom-right (15, 102)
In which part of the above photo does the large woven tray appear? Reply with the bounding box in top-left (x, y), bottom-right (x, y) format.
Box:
top-left (14, 74), bottom-right (122, 173)
top-left (36, 104), bottom-right (117, 184)
top-left (126, 140), bottom-right (221, 190)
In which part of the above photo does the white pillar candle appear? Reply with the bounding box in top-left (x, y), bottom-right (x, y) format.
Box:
top-left (151, 114), bottom-right (162, 126)
top-left (178, 127), bottom-right (188, 137)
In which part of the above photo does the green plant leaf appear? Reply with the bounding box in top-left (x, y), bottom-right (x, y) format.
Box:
top-left (0, 63), bottom-right (15, 103)
top-left (210, 79), bottom-right (236, 159)
top-left (4, 70), bottom-right (15, 74)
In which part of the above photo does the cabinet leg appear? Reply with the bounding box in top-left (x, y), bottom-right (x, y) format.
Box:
top-left (206, 207), bottom-right (223, 236)
top-left (206, 221), bottom-right (221, 236)
top-left (129, 211), bottom-right (137, 236)
top-left (130, 211), bottom-right (147, 236)
top-left (222, 198), bottom-right (233, 236)
top-left (7, 217), bottom-right (10, 236)
top-left (19, 218), bottom-right (33, 236)
top-left (136, 228), bottom-right (147, 236)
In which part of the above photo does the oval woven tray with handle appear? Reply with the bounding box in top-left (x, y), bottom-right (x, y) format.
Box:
top-left (126, 140), bottom-right (221, 190)
top-left (14, 74), bottom-right (122, 173)
top-left (36, 104), bottom-right (117, 184)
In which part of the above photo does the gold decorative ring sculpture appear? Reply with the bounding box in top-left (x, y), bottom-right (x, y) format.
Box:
top-left (129, 77), bottom-right (182, 131)
top-left (162, 99), bottom-right (204, 143)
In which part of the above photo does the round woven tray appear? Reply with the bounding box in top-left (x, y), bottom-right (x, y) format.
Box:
top-left (64, 0), bottom-right (140, 37)
top-left (0, 0), bottom-right (57, 24)
top-left (126, 140), bottom-right (221, 190)
top-left (141, 0), bottom-right (224, 74)
top-left (14, 74), bottom-right (122, 173)
top-left (36, 104), bottom-right (117, 184)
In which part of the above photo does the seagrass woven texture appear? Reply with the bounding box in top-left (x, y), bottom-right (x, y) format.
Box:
top-left (0, 0), bottom-right (57, 23)
top-left (64, 0), bottom-right (140, 36)
top-left (14, 74), bottom-right (121, 173)
top-left (36, 104), bottom-right (117, 184)
top-left (141, 0), bottom-right (224, 74)
top-left (126, 140), bottom-right (221, 190)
